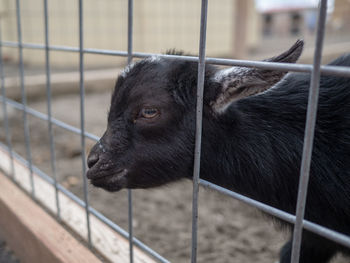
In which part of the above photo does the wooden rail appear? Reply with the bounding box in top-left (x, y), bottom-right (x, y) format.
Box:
top-left (0, 171), bottom-right (101, 263)
top-left (0, 147), bottom-right (157, 263)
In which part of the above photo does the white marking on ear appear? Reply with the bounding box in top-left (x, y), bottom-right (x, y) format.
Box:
top-left (213, 66), bottom-right (241, 82)
top-left (211, 66), bottom-right (252, 114)
top-left (211, 40), bottom-right (304, 115)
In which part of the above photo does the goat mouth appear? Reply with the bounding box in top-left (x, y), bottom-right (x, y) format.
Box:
top-left (89, 169), bottom-right (128, 192)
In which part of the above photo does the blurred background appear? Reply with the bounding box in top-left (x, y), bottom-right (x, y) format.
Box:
top-left (1, 1), bottom-right (350, 262)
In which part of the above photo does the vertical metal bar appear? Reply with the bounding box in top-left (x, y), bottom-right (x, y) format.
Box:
top-left (128, 191), bottom-right (134, 263)
top-left (43, 0), bottom-right (61, 220)
top-left (290, 0), bottom-right (328, 262)
top-left (127, 0), bottom-right (134, 66)
top-left (15, 0), bottom-right (35, 196)
top-left (191, 0), bottom-right (208, 262)
top-left (127, 0), bottom-right (134, 262)
top-left (78, 0), bottom-right (92, 247)
top-left (0, 20), bottom-right (15, 179)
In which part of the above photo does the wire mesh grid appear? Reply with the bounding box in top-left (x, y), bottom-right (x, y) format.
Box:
top-left (1, 0), bottom-right (350, 262)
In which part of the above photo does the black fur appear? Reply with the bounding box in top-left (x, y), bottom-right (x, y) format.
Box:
top-left (86, 53), bottom-right (350, 263)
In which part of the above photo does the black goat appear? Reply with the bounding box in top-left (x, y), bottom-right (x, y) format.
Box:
top-left (86, 40), bottom-right (350, 263)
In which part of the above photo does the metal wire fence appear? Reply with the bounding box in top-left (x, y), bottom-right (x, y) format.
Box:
top-left (1, 0), bottom-right (350, 262)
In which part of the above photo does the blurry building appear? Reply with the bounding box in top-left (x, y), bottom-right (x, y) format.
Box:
top-left (0, 0), bottom-right (349, 68)
top-left (0, 0), bottom-right (259, 67)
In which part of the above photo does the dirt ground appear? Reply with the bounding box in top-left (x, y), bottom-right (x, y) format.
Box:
top-left (1, 89), bottom-right (349, 263)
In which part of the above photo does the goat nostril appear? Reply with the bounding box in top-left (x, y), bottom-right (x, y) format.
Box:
top-left (87, 153), bottom-right (99, 169)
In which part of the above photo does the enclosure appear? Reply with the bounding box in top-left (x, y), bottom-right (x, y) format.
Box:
top-left (1, 0), bottom-right (350, 262)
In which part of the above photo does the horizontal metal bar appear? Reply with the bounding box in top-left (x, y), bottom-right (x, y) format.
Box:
top-left (0, 142), bottom-right (170, 263)
top-left (199, 179), bottom-right (350, 249)
top-left (200, 179), bottom-right (295, 223)
top-left (0, 95), bottom-right (99, 142)
top-left (1, 40), bottom-right (127, 55)
top-left (1, 41), bottom-right (350, 77)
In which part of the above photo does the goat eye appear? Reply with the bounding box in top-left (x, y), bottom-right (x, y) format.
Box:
top-left (140, 108), bottom-right (159, 119)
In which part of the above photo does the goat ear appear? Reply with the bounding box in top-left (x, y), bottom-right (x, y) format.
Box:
top-left (211, 39), bottom-right (304, 113)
